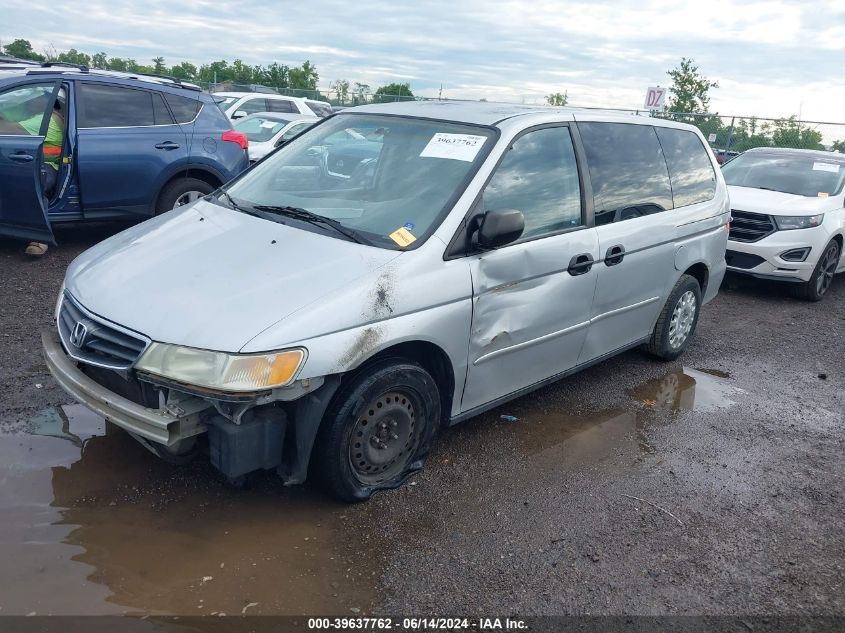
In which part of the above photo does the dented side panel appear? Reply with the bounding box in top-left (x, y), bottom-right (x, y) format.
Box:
top-left (242, 242), bottom-right (474, 417)
top-left (461, 228), bottom-right (600, 413)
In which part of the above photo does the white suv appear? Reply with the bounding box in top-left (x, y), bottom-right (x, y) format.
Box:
top-left (214, 92), bottom-right (332, 120)
top-left (723, 148), bottom-right (845, 300)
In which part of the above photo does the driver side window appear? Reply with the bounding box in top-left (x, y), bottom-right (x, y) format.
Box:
top-left (482, 126), bottom-right (583, 240)
top-left (0, 83), bottom-right (56, 136)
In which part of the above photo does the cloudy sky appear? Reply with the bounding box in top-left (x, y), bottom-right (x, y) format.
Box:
top-left (5, 0), bottom-right (845, 123)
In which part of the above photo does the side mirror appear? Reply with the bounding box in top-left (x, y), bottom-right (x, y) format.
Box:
top-left (232, 110), bottom-right (247, 119)
top-left (476, 208), bottom-right (524, 249)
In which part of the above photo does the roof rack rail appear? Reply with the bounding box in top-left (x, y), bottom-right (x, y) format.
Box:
top-left (123, 71), bottom-right (202, 91)
top-left (41, 61), bottom-right (89, 72)
top-left (0, 55), bottom-right (40, 66)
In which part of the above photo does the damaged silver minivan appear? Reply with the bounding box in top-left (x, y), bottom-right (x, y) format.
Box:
top-left (44, 102), bottom-right (728, 501)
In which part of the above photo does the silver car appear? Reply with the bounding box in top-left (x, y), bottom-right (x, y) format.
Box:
top-left (44, 102), bottom-right (729, 501)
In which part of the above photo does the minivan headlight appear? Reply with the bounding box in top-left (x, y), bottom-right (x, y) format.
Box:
top-left (135, 343), bottom-right (306, 392)
top-left (775, 214), bottom-right (824, 230)
top-left (54, 282), bottom-right (66, 321)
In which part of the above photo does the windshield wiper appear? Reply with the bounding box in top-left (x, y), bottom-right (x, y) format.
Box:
top-left (253, 205), bottom-right (370, 245)
top-left (216, 190), bottom-right (259, 216)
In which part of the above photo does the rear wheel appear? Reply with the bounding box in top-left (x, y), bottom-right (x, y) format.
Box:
top-left (313, 359), bottom-right (440, 502)
top-left (791, 239), bottom-right (840, 301)
top-left (156, 177), bottom-right (214, 214)
top-left (647, 274), bottom-right (702, 361)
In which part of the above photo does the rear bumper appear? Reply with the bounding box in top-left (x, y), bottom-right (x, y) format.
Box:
top-left (42, 329), bottom-right (207, 446)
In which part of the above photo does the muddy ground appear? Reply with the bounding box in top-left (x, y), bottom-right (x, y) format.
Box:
top-left (0, 224), bottom-right (842, 617)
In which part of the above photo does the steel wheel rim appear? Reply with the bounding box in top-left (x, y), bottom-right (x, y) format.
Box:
top-left (668, 290), bottom-right (697, 349)
top-left (815, 244), bottom-right (839, 296)
top-left (349, 390), bottom-right (420, 485)
top-left (173, 191), bottom-right (203, 209)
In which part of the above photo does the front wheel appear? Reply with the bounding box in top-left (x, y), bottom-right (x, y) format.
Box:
top-left (156, 177), bottom-right (215, 214)
top-left (313, 359), bottom-right (440, 502)
top-left (647, 274), bottom-right (702, 361)
top-left (791, 239), bottom-right (840, 301)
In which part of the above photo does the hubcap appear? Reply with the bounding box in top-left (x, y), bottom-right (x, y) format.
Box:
top-left (815, 244), bottom-right (839, 296)
top-left (668, 290), bottom-right (697, 349)
top-left (349, 391), bottom-right (419, 485)
top-left (173, 190), bottom-right (204, 209)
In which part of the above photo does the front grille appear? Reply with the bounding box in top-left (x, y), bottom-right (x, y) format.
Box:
top-left (725, 250), bottom-right (766, 269)
top-left (58, 293), bottom-right (149, 370)
top-left (729, 210), bottom-right (777, 243)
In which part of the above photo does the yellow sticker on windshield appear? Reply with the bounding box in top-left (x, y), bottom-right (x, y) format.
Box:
top-left (818, 192), bottom-right (829, 198)
top-left (389, 227), bottom-right (417, 247)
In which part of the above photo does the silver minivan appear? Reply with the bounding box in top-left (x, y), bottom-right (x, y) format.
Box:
top-left (44, 102), bottom-right (729, 501)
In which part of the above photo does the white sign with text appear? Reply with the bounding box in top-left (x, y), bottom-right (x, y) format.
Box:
top-left (644, 87), bottom-right (666, 110)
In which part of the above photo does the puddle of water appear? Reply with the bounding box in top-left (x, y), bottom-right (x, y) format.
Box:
top-left (508, 367), bottom-right (744, 461)
top-left (630, 368), bottom-right (744, 414)
top-left (0, 406), bottom-right (376, 616)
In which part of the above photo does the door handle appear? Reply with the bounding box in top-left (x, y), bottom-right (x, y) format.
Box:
top-left (154, 141), bottom-right (181, 150)
top-left (567, 253), bottom-right (595, 276)
top-left (9, 151), bottom-right (34, 163)
top-left (604, 244), bottom-right (626, 266)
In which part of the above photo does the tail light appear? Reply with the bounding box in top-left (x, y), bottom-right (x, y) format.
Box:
top-left (221, 130), bottom-right (248, 150)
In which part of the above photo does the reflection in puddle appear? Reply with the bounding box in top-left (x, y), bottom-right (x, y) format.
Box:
top-left (1, 406), bottom-right (376, 616)
top-left (511, 368), bottom-right (744, 460)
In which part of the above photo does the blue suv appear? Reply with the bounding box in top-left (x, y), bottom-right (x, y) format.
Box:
top-left (0, 62), bottom-right (249, 244)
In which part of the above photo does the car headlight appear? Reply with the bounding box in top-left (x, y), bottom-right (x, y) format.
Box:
top-left (135, 343), bottom-right (306, 392)
top-left (774, 214), bottom-right (824, 230)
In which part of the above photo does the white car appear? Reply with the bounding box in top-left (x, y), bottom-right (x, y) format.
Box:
top-left (233, 112), bottom-right (318, 162)
top-left (723, 148), bottom-right (845, 300)
top-left (214, 91), bottom-right (332, 120)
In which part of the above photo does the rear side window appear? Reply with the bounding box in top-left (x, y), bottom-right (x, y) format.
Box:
top-left (578, 122), bottom-right (673, 225)
top-left (482, 126), bottom-right (582, 240)
top-left (164, 93), bottom-right (201, 123)
top-left (267, 99), bottom-right (297, 114)
top-left (152, 93), bottom-right (174, 125)
top-left (238, 98), bottom-right (269, 115)
top-left (656, 127), bottom-right (716, 207)
top-left (305, 100), bottom-right (332, 117)
top-left (78, 83), bottom-right (157, 127)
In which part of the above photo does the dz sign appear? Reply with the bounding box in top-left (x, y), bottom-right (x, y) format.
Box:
top-left (644, 86), bottom-right (666, 110)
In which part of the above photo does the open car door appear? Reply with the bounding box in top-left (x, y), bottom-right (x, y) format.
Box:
top-left (0, 80), bottom-right (61, 244)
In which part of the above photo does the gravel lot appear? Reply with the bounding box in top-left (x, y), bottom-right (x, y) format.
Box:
top-left (0, 224), bottom-right (842, 618)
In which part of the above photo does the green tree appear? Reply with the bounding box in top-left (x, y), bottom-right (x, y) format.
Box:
top-left (331, 79), bottom-right (350, 104)
top-left (831, 139), bottom-right (845, 153)
top-left (666, 57), bottom-right (718, 114)
top-left (170, 61), bottom-right (197, 80)
top-left (91, 52), bottom-right (108, 69)
top-left (107, 57), bottom-right (129, 71)
top-left (546, 92), bottom-right (568, 106)
top-left (261, 62), bottom-right (289, 89)
top-left (288, 60), bottom-right (319, 90)
top-left (374, 82), bottom-right (413, 102)
top-left (198, 60), bottom-right (230, 84)
top-left (3, 38), bottom-right (45, 61)
top-left (230, 59), bottom-right (254, 83)
top-left (152, 56), bottom-right (166, 74)
top-left (770, 116), bottom-right (824, 150)
top-left (58, 48), bottom-right (91, 67)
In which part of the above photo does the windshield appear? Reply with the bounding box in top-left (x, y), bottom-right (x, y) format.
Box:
top-left (214, 96), bottom-right (238, 111)
top-left (224, 114), bottom-right (495, 248)
top-left (722, 152), bottom-right (845, 197)
top-left (234, 115), bottom-right (294, 142)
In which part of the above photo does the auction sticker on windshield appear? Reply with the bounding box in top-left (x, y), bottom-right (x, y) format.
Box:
top-left (420, 133), bottom-right (486, 162)
top-left (389, 226), bottom-right (417, 247)
top-left (813, 162), bottom-right (840, 173)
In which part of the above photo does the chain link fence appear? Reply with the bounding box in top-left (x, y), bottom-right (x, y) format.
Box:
top-left (652, 111), bottom-right (845, 162)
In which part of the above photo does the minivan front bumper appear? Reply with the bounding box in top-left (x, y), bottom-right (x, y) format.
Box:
top-left (42, 329), bottom-right (208, 446)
